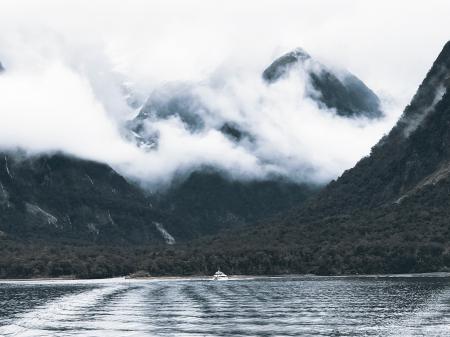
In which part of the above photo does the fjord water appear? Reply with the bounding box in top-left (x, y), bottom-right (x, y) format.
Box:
top-left (1, 276), bottom-right (450, 336)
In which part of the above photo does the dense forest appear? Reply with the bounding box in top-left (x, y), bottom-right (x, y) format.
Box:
top-left (2, 171), bottom-right (450, 279)
top-left (2, 186), bottom-right (450, 279)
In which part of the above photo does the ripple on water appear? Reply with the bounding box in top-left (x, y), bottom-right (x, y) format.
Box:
top-left (0, 276), bottom-right (450, 336)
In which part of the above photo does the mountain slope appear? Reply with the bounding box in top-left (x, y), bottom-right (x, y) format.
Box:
top-left (311, 40), bottom-right (450, 214)
top-left (124, 46), bottom-right (384, 238)
top-left (135, 40), bottom-right (450, 276)
top-left (127, 70), bottom-right (324, 239)
top-left (151, 170), bottom-right (318, 238)
top-left (215, 40), bottom-right (450, 273)
top-left (0, 152), bottom-right (183, 245)
top-left (263, 48), bottom-right (383, 118)
top-left (0, 62), bottom-right (185, 246)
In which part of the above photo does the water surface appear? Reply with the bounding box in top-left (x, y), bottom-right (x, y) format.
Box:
top-left (1, 276), bottom-right (450, 336)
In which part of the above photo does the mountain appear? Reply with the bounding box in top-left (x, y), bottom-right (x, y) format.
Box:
top-left (0, 60), bottom-right (316, 258)
top-left (130, 48), bottom-right (383, 147)
top-left (128, 84), bottom-right (252, 146)
top-left (168, 40), bottom-right (450, 275)
top-left (0, 151), bottom-right (316, 278)
top-left (263, 48), bottom-right (383, 118)
top-left (0, 152), bottom-right (184, 245)
top-left (4, 41), bottom-right (446, 279)
top-left (311, 40), bottom-right (450, 213)
top-left (125, 47), bottom-right (385, 238)
top-left (117, 40), bottom-right (450, 277)
top-left (0, 62), bottom-right (184, 246)
top-left (127, 80), bottom-right (321, 240)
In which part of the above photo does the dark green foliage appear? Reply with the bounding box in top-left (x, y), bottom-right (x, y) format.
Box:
top-left (0, 151), bottom-right (316, 245)
top-left (0, 152), bottom-right (178, 245)
top-left (153, 169), bottom-right (318, 239)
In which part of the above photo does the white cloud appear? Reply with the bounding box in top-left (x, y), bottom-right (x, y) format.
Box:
top-left (0, 62), bottom-right (136, 162)
top-left (0, 0), bottom-right (448, 186)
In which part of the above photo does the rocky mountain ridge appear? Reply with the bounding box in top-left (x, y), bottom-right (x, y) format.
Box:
top-left (263, 48), bottom-right (383, 118)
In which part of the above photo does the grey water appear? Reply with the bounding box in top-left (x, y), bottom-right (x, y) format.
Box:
top-left (1, 276), bottom-right (450, 336)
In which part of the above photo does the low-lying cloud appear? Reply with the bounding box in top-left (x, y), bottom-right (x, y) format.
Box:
top-left (0, 0), bottom-right (448, 187)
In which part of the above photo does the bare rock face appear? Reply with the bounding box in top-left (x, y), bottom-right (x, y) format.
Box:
top-left (263, 48), bottom-right (383, 118)
top-left (262, 48), bottom-right (312, 83)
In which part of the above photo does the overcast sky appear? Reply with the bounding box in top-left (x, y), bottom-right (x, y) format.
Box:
top-left (0, 0), bottom-right (449, 187)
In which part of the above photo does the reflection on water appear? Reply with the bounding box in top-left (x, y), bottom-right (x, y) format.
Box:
top-left (0, 276), bottom-right (450, 336)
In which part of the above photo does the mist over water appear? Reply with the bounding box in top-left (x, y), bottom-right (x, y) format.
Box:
top-left (1, 277), bottom-right (450, 336)
top-left (1, 0), bottom-right (449, 187)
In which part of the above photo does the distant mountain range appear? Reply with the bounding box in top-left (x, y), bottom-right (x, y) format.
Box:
top-left (6, 41), bottom-right (445, 278)
top-left (130, 47), bottom-right (383, 148)
top-left (0, 51), bottom-right (323, 247)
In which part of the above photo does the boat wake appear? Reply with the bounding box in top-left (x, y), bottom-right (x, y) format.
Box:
top-left (1, 277), bottom-right (450, 336)
top-left (0, 284), bottom-right (134, 337)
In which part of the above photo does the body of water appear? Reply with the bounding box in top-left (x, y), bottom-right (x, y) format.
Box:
top-left (1, 275), bottom-right (450, 336)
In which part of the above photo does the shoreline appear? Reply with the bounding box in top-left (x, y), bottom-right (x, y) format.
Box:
top-left (1, 272), bottom-right (450, 283)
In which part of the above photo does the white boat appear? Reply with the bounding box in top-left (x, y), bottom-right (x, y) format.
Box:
top-left (212, 270), bottom-right (228, 280)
